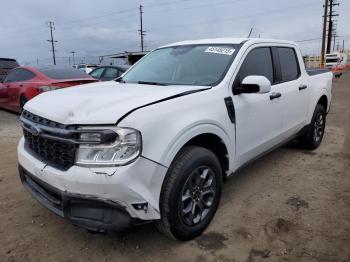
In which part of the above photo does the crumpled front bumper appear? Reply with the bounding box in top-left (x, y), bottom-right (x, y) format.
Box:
top-left (17, 137), bottom-right (168, 225)
top-left (19, 165), bottom-right (139, 232)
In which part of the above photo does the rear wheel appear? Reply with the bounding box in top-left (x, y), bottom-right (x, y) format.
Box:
top-left (156, 146), bottom-right (222, 241)
top-left (299, 104), bottom-right (326, 150)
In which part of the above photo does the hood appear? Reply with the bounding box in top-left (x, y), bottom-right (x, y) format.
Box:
top-left (24, 81), bottom-right (206, 125)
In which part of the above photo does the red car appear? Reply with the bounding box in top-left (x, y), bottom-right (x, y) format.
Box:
top-left (0, 66), bottom-right (97, 113)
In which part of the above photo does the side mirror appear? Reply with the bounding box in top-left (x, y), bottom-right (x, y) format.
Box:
top-left (239, 75), bottom-right (271, 94)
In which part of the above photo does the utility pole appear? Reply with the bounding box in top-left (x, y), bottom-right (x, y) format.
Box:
top-left (46, 21), bottom-right (57, 65)
top-left (326, 0), bottom-right (340, 54)
top-left (138, 5), bottom-right (146, 52)
top-left (70, 51), bottom-right (76, 65)
top-left (321, 0), bottom-right (329, 67)
top-left (342, 39), bottom-right (345, 52)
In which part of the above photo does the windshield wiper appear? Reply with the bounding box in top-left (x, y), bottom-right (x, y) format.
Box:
top-left (115, 77), bottom-right (126, 83)
top-left (137, 81), bottom-right (168, 86)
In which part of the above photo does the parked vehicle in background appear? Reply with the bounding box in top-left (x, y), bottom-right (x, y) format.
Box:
top-left (18, 38), bottom-right (332, 240)
top-left (0, 66), bottom-right (96, 112)
top-left (77, 64), bottom-right (99, 74)
top-left (325, 52), bottom-right (347, 69)
top-left (89, 65), bottom-right (130, 81)
top-left (325, 52), bottom-right (347, 78)
top-left (0, 58), bottom-right (19, 82)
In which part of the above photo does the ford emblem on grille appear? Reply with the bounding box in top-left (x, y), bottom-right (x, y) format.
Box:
top-left (30, 125), bottom-right (42, 136)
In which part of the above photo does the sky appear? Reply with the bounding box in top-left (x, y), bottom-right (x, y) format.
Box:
top-left (0, 0), bottom-right (349, 66)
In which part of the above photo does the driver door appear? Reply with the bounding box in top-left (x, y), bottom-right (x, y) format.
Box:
top-left (231, 46), bottom-right (285, 167)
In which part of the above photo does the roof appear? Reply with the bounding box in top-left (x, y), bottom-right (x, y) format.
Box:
top-left (0, 58), bottom-right (17, 61)
top-left (161, 37), bottom-right (297, 48)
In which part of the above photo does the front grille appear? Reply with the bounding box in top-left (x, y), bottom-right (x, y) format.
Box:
top-left (21, 111), bottom-right (77, 170)
top-left (23, 129), bottom-right (76, 169)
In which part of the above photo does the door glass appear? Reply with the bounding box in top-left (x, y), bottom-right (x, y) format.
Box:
top-left (236, 47), bottom-right (274, 86)
top-left (4, 69), bottom-right (35, 82)
top-left (103, 67), bottom-right (119, 80)
top-left (277, 47), bottom-right (300, 82)
top-left (89, 68), bottom-right (104, 79)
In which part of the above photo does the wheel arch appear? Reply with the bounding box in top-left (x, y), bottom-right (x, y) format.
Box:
top-left (161, 124), bottom-right (233, 179)
top-left (317, 95), bottom-right (328, 112)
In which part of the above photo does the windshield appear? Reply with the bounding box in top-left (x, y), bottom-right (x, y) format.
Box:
top-left (122, 44), bottom-right (240, 86)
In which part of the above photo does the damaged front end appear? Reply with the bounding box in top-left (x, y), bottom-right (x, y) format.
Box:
top-left (18, 110), bottom-right (168, 231)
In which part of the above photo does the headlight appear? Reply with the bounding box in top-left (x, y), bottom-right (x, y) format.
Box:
top-left (37, 86), bottom-right (58, 93)
top-left (75, 127), bottom-right (142, 167)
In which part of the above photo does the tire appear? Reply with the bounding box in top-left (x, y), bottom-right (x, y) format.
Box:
top-left (20, 95), bottom-right (28, 111)
top-left (156, 146), bottom-right (223, 241)
top-left (299, 104), bottom-right (326, 150)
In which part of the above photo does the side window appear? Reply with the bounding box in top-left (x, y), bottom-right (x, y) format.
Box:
top-left (277, 47), bottom-right (300, 82)
top-left (3, 70), bottom-right (18, 82)
top-left (235, 47), bottom-right (274, 87)
top-left (4, 69), bottom-right (35, 82)
top-left (90, 68), bottom-right (104, 79)
top-left (103, 67), bottom-right (119, 80)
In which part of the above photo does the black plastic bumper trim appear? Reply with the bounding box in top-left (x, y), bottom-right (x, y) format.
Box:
top-left (19, 165), bottom-right (143, 232)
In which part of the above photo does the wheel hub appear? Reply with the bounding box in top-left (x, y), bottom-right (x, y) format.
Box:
top-left (314, 113), bottom-right (325, 142)
top-left (180, 166), bottom-right (216, 226)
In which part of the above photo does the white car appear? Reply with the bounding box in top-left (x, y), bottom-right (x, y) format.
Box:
top-left (18, 38), bottom-right (332, 240)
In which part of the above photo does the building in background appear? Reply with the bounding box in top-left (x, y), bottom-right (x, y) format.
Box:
top-left (98, 51), bottom-right (149, 66)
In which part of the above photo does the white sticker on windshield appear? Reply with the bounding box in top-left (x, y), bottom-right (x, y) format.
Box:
top-left (205, 46), bottom-right (235, 56)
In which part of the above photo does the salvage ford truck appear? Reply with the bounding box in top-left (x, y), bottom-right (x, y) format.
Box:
top-left (18, 38), bottom-right (332, 240)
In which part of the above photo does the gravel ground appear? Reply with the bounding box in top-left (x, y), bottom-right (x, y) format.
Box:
top-left (0, 72), bottom-right (349, 262)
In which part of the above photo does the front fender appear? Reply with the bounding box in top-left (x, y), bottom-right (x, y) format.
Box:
top-left (159, 122), bottom-right (234, 168)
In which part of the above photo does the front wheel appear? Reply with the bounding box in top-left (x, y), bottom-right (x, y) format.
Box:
top-left (156, 146), bottom-right (223, 241)
top-left (299, 104), bottom-right (326, 150)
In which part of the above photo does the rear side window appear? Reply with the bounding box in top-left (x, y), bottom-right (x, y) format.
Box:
top-left (39, 68), bottom-right (91, 79)
top-left (4, 68), bottom-right (35, 82)
top-left (277, 47), bottom-right (300, 82)
top-left (236, 47), bottom-right (274, 86)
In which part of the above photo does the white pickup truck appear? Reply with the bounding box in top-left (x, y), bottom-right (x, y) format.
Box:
top-left (18, 38), bottom-right (332, 240)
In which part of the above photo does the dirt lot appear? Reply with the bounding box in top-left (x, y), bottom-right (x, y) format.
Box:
top-left (0, 73), bottom-right (349, 262)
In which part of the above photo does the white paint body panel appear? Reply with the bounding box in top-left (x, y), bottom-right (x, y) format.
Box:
top-left (18, 38), bottom-right (333, 220)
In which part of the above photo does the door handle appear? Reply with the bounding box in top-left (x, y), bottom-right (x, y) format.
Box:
top-left (19, 84), bottom-right (23, 87)
top-left (299, 85), bottom-right (307, 91)
top-left (270, 92), bottom-right (281, 100)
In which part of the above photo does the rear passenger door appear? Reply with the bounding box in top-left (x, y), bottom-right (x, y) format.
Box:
top-left (273, 47), bottom-right (308, 137)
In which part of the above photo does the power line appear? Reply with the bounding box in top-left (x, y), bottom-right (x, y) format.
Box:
top-left (56, 7), bottom-right (137, 25)
top-left (46, 21), bottom-right (57, 65)
top-left (150, 1), bottom-right (319, 31)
